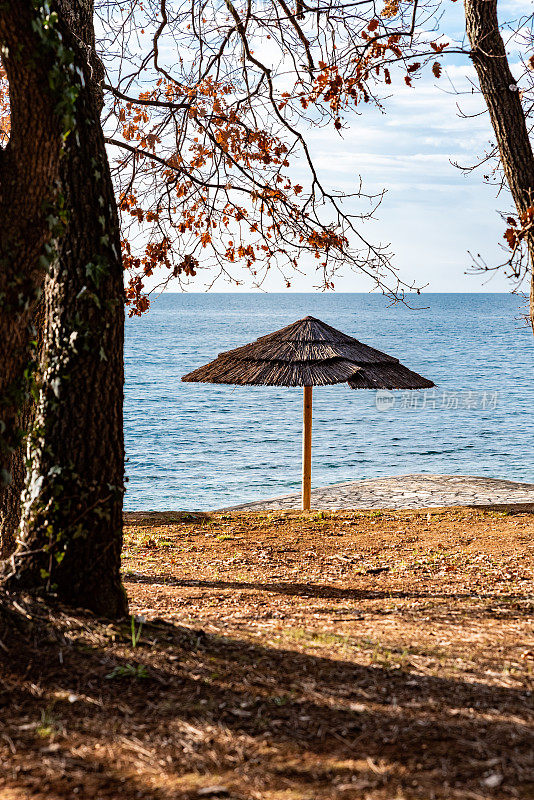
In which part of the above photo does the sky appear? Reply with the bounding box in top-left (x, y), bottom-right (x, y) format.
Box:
top-left (297, 63), bottom-right (509, 294)
top-left (131, 0), bottom-right (533, 296)
top-left (251, 0), bottom-right (530, 294)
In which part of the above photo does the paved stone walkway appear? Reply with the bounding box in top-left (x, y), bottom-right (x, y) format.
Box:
top-left (217, 474), bottom-right (534, 512)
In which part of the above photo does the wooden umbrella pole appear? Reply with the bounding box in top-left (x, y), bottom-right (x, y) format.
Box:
top-left (302, 385), bottom-right (313, 511)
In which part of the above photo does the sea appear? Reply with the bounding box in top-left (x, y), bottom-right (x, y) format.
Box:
top-left (124, 293), bottom-right (534, 510)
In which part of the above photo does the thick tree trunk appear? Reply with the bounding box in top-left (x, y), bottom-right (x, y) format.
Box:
top-left (465, 0), bottom-right (534, 330)
top-left (0, 2), bottom-right (107, 564)
top-left (2, 2), bottom-right (128, 618)
top-left (0, 5), bottom-right (65, 486)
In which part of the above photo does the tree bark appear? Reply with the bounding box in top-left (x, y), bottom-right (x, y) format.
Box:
top-left (465, 0), bottom-right (534, 329)
top-left (0, 448), bottom-right (24, 560)
top-left (0, 301), bottom-right (45, 561)
top-left (0, 1), bottom-right (107, 563)
top-left (0, 3), bottom-right (67, 560)
top-left (0, 4), bottom-right (65, 487)
top-left (2, 2), bottom-right (128, 618)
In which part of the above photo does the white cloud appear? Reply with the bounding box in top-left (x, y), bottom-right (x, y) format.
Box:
top-left (134, 2), bottom-right (524, 295)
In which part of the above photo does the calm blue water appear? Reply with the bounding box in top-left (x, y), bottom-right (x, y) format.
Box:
top-left (124, 293), bottom-right (534, 510)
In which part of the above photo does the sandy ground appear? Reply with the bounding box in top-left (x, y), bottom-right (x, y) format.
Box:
top-left (0, 507), bottom-right (532, 799)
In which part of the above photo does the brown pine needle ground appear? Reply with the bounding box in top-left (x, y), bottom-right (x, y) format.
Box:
top-left (1, 507), bottom-right (533, 799)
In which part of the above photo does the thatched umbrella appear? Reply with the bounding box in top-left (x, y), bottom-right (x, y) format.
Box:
top-left (182, 316), bottom-right (434, 510)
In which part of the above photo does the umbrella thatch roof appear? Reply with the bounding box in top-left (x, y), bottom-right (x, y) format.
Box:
top-left (182, 316), bottom-right (434, 389)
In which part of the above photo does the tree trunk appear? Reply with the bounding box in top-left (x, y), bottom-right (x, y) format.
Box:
top-left (0, 4), bottom-right (66, 488)
top-left (0, 2), bottom-right (108, 565)
top-left (2, 2), bottom-right (128, 618)
top-left (465, 0), bottom-right (534, 330)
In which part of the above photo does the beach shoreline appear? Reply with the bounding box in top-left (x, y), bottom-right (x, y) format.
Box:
top-left (124, 473), bottom-right (534, 519)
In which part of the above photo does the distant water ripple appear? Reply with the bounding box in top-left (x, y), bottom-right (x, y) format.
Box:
top-left (124, 293), bottom-right (534, 510)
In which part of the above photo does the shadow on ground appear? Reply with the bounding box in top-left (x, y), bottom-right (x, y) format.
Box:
top-left (0, 597), bottom-right (532, 800)
top-left (124, 572), bottom-right (530, 613)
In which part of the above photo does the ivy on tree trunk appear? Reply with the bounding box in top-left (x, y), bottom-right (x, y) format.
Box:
top-left (0, 3), bottom-right (65, 488)
top-left (1, 1), bottom-right (127, 618)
